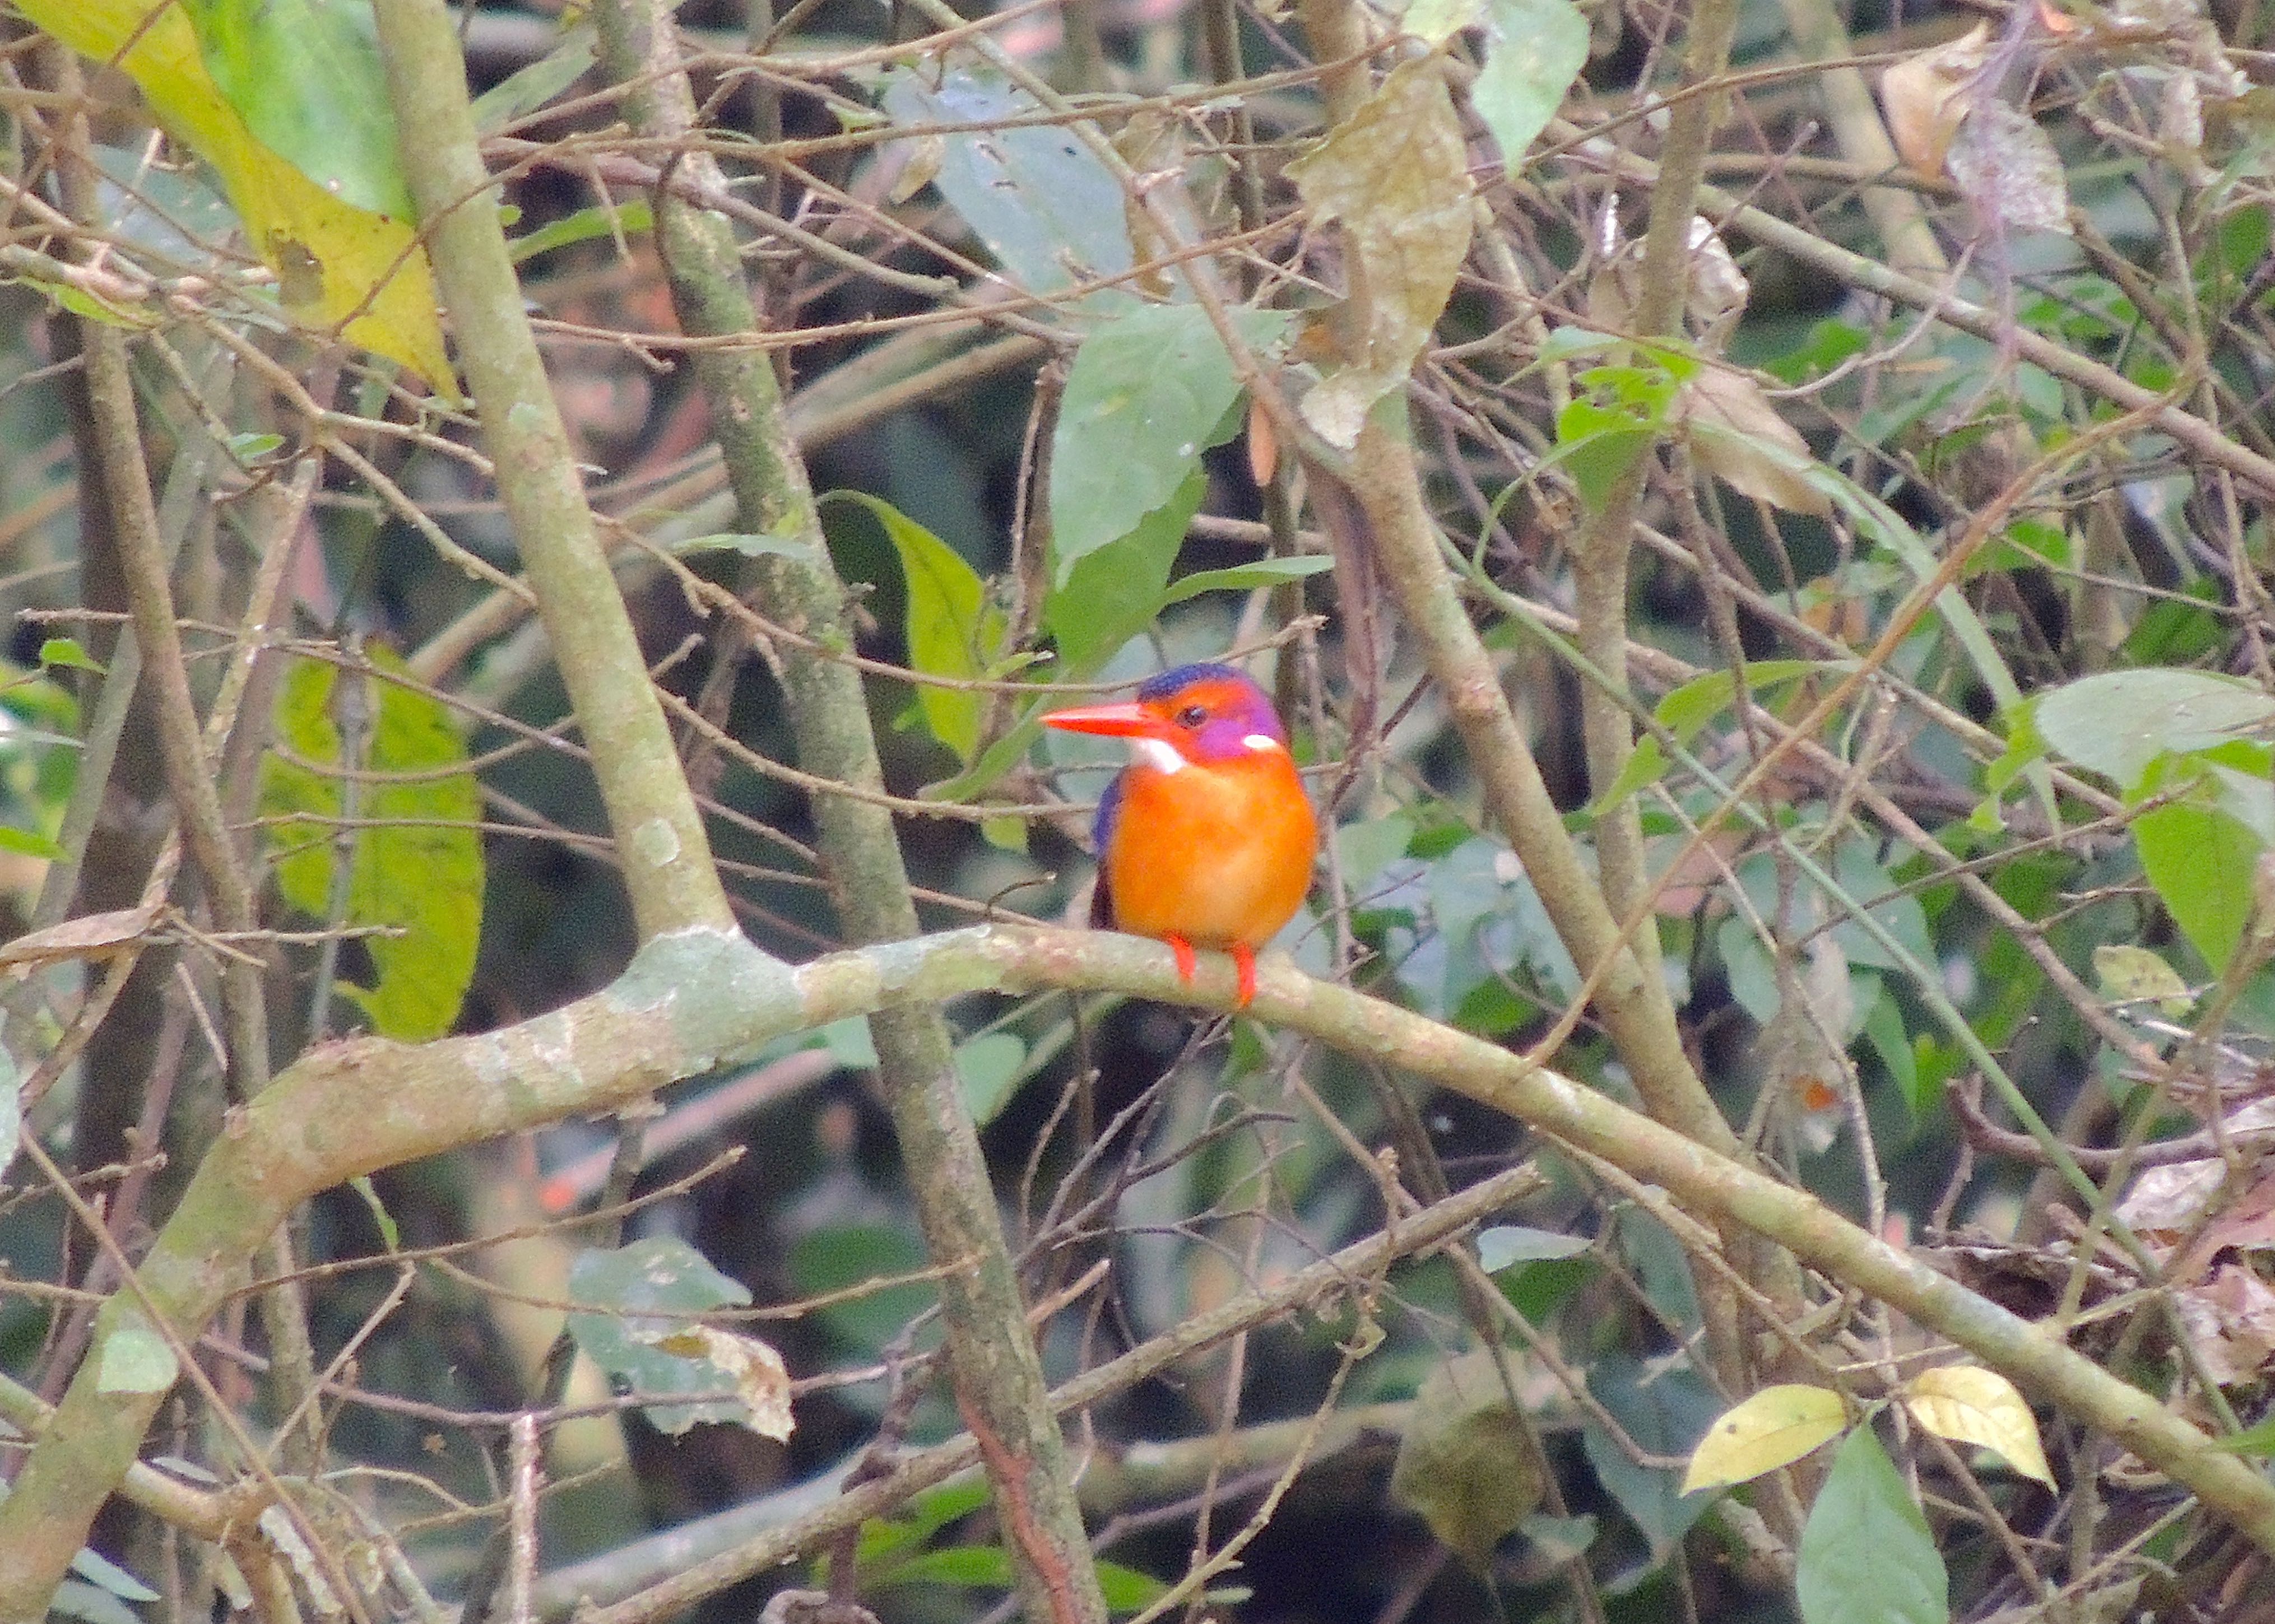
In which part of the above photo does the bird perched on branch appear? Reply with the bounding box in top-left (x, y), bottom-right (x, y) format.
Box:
top-left (1043, 664), bottom-right (1317, 1008)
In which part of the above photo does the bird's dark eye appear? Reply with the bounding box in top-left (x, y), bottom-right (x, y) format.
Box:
top-left (1175, 704), bottom-right (1208, 728)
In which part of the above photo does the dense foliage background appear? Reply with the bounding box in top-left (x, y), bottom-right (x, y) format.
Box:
top-left (6, 0), bottom-right (2275, 1619)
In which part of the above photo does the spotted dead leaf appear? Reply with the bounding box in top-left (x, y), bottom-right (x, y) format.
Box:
top-left (1287, 57), bottom-right (1474, 446)
top-left (1681, 1384), bottom-right (1846, 1495)
top-left (1905, 1365), bottom-right (2055, 1486)
top-left (1947, 101), bottom-right (2072, 236)
top-left (1677, 365), bottom-right (1831, 516)
top-left (651, 1325), bottom-right (795, 1441)
top-left (1879, 21), bottom-right (1992, 176)
top-left (0, 902), bottom-right (163, 979)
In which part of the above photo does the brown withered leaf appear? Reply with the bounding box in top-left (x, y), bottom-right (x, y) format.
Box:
top-left (1288, 57), bottom-right (1474, 447)
top-left (650, 1324), bottom-right (795, 1440)
top-left (1946, 100), bottom-right (2072, 236)
top-left (0, 902), bottom-right (164, 979)
top-left (1879, 21), bottom-right (1993, 176)
top-left (1677, 365), bottom-right (1832, 516)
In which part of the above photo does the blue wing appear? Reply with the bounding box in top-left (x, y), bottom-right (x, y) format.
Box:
top-left (1088, 769), bottom-right (1126, 929)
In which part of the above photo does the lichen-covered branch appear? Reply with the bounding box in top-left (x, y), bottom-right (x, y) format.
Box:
top-left (372, 0), bottom-right (735, 942)
top-left (3, 924), bottom-right (2274, 1612)
top-left (587, 4), bottom-right (1104, 1620)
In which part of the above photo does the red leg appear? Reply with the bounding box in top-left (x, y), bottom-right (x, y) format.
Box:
top-left (1166, 934), bottom-right (1198, 984)
top-left (1232, 944), bottom-right (1257, 1009)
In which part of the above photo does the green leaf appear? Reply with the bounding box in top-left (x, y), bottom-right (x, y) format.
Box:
top-left (1584, 1355), bottom-right (1719, 1558)
top-left (1043, 469), bottom-right (1208, 673)
top-left (36, 638), bottom-right (103, 675)
top-left (1470, 0), bottom-right (1589, 169)
top-left (1860, 983), bottom-right (1923, 1117)
top-left (565, 1237), bottom-right (754, 1435)
top-left (2035, 669), bottom-right (2275, 793)
top-left (1158, 553), bottom-right (1334, 606)
top-left (2135, 798), bottom-right (2262, 974)
top-left (824, 492), bottom-right (1004, 766)
top-left (1475, 1225), bottom-right (1589, 1271)
top-left (954, 1031), bottom-right (1028, 1124)
top-left (471, 23), bottom-right (596, 133)
top-left (257, 651), bottom-right (484, 1041)
top-left (1049, 302), bottom-right (1288, 583)
top-left (509, 198), bottom-right (654, 263)
top-left (669, 527), bottom-right (820, 565)
top-left (878, 66), bottom-right (1131, 302)
top-left (180, 0), bottom-right (414, 221)
top-left (226, 431), bottom-right (285, 461)
top-left (97, 1315), bottom-right (179, 1394)
top-left (1795, 1427), bottom-right (1947, 1624)
top-left (0, 826), bottom-right (68, 862)
top-left (788, 1224), bottom-right (934, 1354)
top-left (1095, 1561), bottom-right (1171, 1612)
top-left (1287, 57), bottom-right (1474, 446)
top-left (869, 1546), bottom-right (1017, 1589)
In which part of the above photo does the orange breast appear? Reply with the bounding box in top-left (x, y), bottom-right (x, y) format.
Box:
top-left (1102, 752), bottom-right (1317, 950)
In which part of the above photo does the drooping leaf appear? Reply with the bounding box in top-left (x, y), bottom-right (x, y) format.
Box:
top-left (1391, 1351), bottom-right (1546, 1570)
top-left (16, 0), bottom-right (456, 392)
top-left (1795, 1427), bottom-right (1948, 1624)
top-left (1470, 0), bottom-right (1589, 170)
top-left (1903, 1365), bottom-right (2054, 1487)
top-left (566, 1237), bottom-right (762, 1435)
top-left (879, 64), bottom-right (1132, 305)
top-left (180, 0), bottom-right (412, 220)
top-left (1049, 301), bottom-right (1288, 583)
top-left (1287, 57), bottom-right (1474, 446)
top-left (259, 651), bottom-right (484, 1041)
top-left (646, 1324), bottom-right (795, 1440)
top-left (1681, 1384), bottom-right (1846, 1494)
top-left (825, 492), bottom-right (1004, 765)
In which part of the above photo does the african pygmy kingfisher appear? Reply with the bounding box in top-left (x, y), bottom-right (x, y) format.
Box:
top-left (1043, 664), bottom-right (1317, 1008)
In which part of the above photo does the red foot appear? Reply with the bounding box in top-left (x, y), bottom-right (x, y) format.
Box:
top-left (1232, 944), bottom-right (1258, 1009)
top-left (1167, 934), bottom-right (1198, 985)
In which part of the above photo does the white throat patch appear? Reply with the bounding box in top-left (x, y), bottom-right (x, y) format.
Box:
top-left (1242, 734), bottom-right (1282, 752)
top-left (1130, 737), bottom-right (1185, 774)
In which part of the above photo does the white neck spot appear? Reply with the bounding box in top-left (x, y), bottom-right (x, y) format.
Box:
top-left (1130, 737), bottom-right (1185, 774)
top-left (1242, 734), bottom-right (1283, 753)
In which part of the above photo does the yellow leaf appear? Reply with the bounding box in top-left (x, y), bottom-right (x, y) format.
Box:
top-left (18, 0), bottom-right (457, 397)
top-left (1681, 1384), bottom-right (1846, 1495)
top-left (1905, 1365), bottom-right (2055, 1487)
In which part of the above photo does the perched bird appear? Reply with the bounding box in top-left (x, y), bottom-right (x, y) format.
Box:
top-left (1043, 663), bottom-right (1317, 1008)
